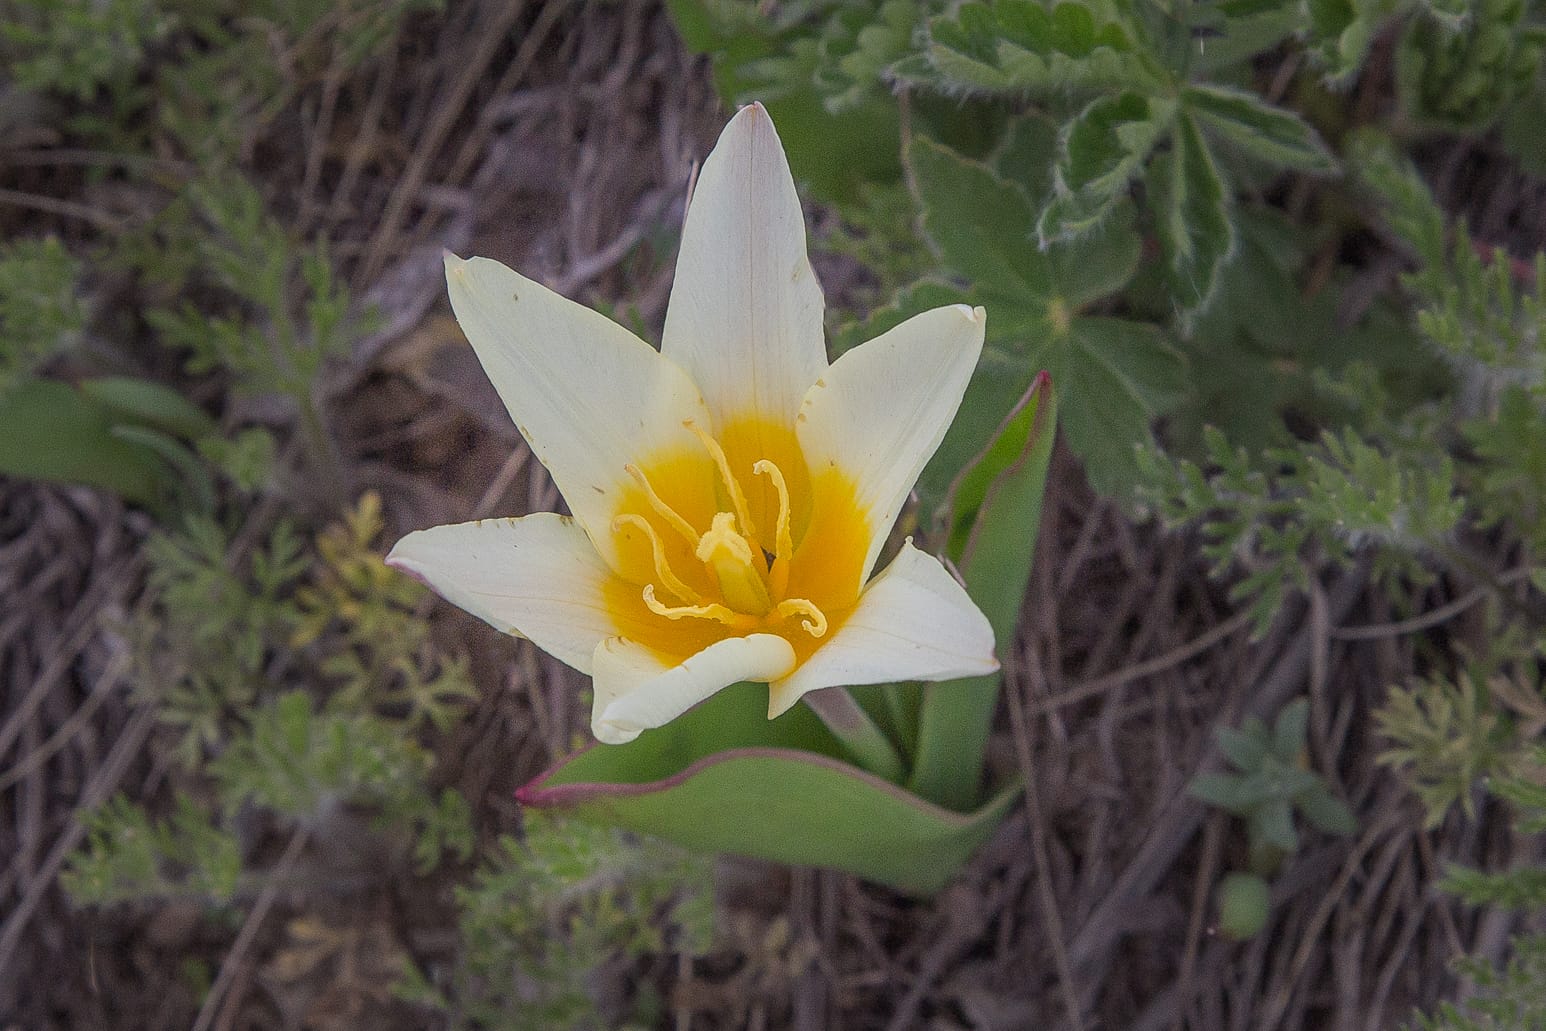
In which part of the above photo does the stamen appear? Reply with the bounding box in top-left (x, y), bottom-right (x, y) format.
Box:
top-left (683, 419), bottom-right (756, 538)
top-left (624, 463), bottom-right (700, 546)
top-left (753, 459), bottom-right (793, 598)
top-left (775, 598), bottom-right (828, 639)
top-left (612, 514), bottom-right (703, 604)
top-left (643, 585), bottom-right (760, 630)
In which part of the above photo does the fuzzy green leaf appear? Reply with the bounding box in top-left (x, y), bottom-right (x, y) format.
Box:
top-left (1049, 317), bottom-right (1186, 498)
top-left (916, 0), bottom-right (1152, 96)
top-left (908, 132), bottom-right (1169, 499)
top-left (1040, 92), bottom-right (1171, 243)
top-left (1185, 83), bottom-right (1338, 173)
top-left (1155, 112), bottom-right (1233, 311)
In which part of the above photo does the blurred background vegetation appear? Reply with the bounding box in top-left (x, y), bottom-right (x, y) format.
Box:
top-left (2, 0), bottom-right (1546, 1028)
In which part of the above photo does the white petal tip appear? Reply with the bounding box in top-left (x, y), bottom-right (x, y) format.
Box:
top-left (592, 719), bottom-right (641, 745)
top-left (443, 250), bottom-right (466, 273)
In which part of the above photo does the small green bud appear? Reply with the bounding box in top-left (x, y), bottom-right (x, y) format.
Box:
top-left (1218, 872), bottom-right (1272, 940)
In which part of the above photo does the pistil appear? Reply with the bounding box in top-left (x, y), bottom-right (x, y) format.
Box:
top-left (695, 512), bottom-right (772, 615)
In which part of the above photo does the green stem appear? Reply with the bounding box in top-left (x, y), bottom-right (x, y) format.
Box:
top-left (801, 688), bottom-right (904, 783)
top-left (296, 390), bottom-right (347, 510)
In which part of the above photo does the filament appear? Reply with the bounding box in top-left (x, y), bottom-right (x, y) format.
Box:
top-left (753, 459), bottom-right (793, 598)
top-left (642, 584), bottom-right (760, 630)
top-left (624, 463), bottom-right (700, 547)
top-left (612, 514), bottom-right (703, 604)
top-left (684, 419), bottom-right (756, 539)
top-left (774, 598), bottom-right (828, 638)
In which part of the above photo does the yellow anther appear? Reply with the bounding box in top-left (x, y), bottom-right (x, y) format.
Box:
top-left (624, 463), bottom-right (700, 547)
top-left (753, 459), bottom-right (793, 597)
top-left (643, 585), bottom-right (760, 630)
top-left (612, 514), bottom-right (703, 605)
top-left (695, 513), bottom-right (772, 615)
top-left (775, 598), bottom-right (828, 639)
top-left (684, 420), bottom-right (756, 539)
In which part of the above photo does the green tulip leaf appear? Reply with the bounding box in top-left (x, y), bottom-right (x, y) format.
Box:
top-left (909, 373), bottom-right (1057, 812)
top-left (0, 378), bottom-right (176, 505)
top-left (80, 376), bottom-right (218, 440)
top-left (519, 683), bottom-right (1017, 895)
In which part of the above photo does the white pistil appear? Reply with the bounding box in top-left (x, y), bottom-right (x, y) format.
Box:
top-left (695, 512), bottom-right (772, 614)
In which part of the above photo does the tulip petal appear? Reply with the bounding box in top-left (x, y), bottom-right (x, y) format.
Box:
top-left (386, 513), bottom-right (617, 673)
top-left (444, 253), bottom-right (712, 564)
top-left (797, 304), bottom-right (985, 579)
top-left (662, 103), bottom-right (826, 431)
top-left (767, 541), bottom-right (996, 718)
top-left (592, 633), bottom-right (797, 745)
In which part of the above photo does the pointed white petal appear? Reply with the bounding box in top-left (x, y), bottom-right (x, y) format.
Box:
top-left (444, 253), bottom-right (711, 562)
top-left (591, 633), bottom-right (797, 744)
top-left (386, 513), bottom-right (617, 673)
top-left (767, 541), bottom-right (996, 718)
top-left (797, 304), bottom-right (985, 579)
top-left (662, 103), bottom-right (826, 429)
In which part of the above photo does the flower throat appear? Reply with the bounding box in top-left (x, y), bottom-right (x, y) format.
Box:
top-left (612, 420), bottom-right (828, 638)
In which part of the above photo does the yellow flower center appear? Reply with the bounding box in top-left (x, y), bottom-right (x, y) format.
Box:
top-left (603, 417), bottom-right (869, 667)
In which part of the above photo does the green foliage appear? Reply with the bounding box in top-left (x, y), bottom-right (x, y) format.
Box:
top-left (1378, 670), bottom-right (1512, 826)
top-left (907, 1), bottom-right (1333, 311)
top-left (62, 794), bottom-right (241, 905)
top-left (145, 176), bottom-right (360, 405)
top-left (437, 813), bottom-right (714, 1029)
top-left (1191, 698), bottom-right (1356, 873)
top-left (674, 0), bottom-right (1353, 506)
top-left (743, 0), bottom-right (927, 114)
top-left (1303, 0), bottom-right (1407, 84)
top-left (210, 691), bottom-right (433, 824)
top-left (4, 0), bottom-right (436, 157)
top-left (0, 378), bottom-right (191, 507)
top-left (73, 494), bottom-right (477, 908)
top-left (898, 1), bottom-right (1153, 96)
top-left (292, 492), bottom-right (478, 733)
top-left (1408, 933), bottom-right (1546, 1030)
top-left (133, 516), bottom-right (307, 764)
top-left (1433, 741), bottom-right (1546, 910)
top-left (818, 180), bottom-right (934, 318)
top-left (1, 0), bottom-right (174, 101)
top-left (1396, 0), bottom-right (1544, 130)
top-left (664, 0), bottom-right (913, 201)
top-left (0, 237), bottom-right (85, 394)
top-left (1138, 418), bottom-right (1459, 635)
top-left (901, 119), bottom-right (1183, 500)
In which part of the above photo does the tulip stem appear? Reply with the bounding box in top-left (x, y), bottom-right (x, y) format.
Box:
top-left (802, 688), bottom-right (904, 783)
